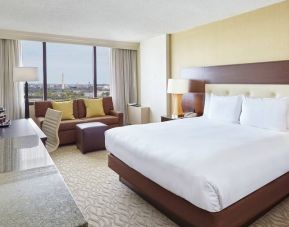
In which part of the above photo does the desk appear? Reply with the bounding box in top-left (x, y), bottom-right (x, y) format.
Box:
top-left (0, 118), bottom-right (47, 144)
top-left (0, 119), bottom-right (87, 226)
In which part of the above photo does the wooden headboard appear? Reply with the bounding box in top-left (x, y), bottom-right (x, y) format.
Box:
top-left (181, 60), bottom-right (289, 115)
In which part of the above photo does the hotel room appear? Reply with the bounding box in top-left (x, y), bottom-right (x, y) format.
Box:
top-left (0, 0), bottom-right (289, 226)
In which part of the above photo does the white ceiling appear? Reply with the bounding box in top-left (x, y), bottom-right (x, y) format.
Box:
top-left (0, 0), bottom-right (283, 42)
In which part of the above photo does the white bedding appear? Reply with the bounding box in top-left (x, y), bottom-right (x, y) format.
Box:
top-left (105, 117), bottom-right (289, 212)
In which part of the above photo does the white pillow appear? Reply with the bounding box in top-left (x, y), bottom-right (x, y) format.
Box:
top-left (203, 93), bottom-right (211, 117)
top-left (207, 94), bottom-right (242, 123)
top-left (240, 97), bottom-right (289, 131)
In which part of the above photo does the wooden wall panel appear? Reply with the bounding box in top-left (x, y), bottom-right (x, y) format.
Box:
top-left (182, 60), bottom-right (289, 87)
top-left (181, 60), bottom-right (289, 115)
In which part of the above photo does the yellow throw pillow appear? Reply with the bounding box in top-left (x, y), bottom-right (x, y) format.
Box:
top-left (52, 101), bottom-right (75, 120)
top-left (84, 98), bottom-right (105, 118)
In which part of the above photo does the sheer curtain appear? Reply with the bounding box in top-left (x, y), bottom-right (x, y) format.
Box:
top-left (110, 48), bottom-right (137, 124)
top-left (0, 39), bottom-right (23, 120)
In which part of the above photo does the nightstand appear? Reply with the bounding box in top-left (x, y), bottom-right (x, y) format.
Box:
top-left (161, 114), bottom-right (198, 122)
top-left (161, 115), bottom-right (181, 122)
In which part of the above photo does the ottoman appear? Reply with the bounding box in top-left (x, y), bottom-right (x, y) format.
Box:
top-left (76, 122), bottom-right (108, 154)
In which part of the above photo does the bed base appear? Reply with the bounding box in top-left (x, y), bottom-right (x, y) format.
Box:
top-left (108, 153), bottom-right (289, 227)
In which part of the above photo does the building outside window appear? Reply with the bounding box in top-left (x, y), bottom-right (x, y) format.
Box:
top-left (21, 41), bottom-right (111, 101)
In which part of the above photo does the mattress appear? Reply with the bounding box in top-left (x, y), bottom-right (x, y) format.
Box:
top-left (105, 117), bottom-right (289, 212)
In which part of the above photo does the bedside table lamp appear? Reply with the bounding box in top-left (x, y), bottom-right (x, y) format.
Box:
top-left (167, 79), bottom-right (189, 118)
top-left (13, 67), bottom-right (39, 119)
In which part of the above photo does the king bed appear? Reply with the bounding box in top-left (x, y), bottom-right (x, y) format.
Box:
top-left (106, 61), bottom-right (289, 227)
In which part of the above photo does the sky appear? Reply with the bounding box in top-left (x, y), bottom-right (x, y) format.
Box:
top-left (22, 41), bottom-right (110, 84)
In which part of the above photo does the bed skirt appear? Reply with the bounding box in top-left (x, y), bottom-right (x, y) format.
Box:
top-left (108, 153), bottom-right (289, 227)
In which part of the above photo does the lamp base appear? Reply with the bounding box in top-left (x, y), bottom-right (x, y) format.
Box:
top-left (171, 114), bottom-right (180, 119)
top-left (24, 81), bottom-right (30, 119)
top-left (171, 94), bottom-right (184, 117)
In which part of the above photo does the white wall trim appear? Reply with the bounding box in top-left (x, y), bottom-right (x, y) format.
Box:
top-left (140, 34), bottom-right (169, 122)
top-left (0, 29), bottom-right (139, 50)
top-left (166, 34), bottom-right (171, 115)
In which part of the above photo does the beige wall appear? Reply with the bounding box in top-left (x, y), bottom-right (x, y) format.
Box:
top-left (139, 34), bottom-right (170, 122)
top-left (171, 0), bottom-right (289, 77)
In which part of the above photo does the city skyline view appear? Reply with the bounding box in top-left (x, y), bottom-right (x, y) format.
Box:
top-left (22, 41), bottom-right (110, 85)
top-left (21, 41), bottom-right (111, 101)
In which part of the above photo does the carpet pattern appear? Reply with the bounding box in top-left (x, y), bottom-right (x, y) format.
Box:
top-left (51, 146), bottom-right (289, 227)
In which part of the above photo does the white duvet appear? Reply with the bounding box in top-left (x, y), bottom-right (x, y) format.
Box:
top-left (105, 117), bottom-right (289, 212)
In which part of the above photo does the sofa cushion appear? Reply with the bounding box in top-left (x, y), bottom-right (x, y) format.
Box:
top-left (77, 99), bottom-right (86, 118)
top-left (35, 102), bottom-right (52, 117)
top-left (78, 97), bottom-right (114, 118)
top-left (84, 98), bottom-right (105, 117)
top-left (59, 119), bottom-right (86, 131)
top-left (52, 101), bottom-right (75, 120)
top-left (81, 116), bottom-right (119, 125)
top-left (103, 97), bottom-right (114, 115)
top-left (35, 100), bottom-right (79, 118)
top-left (72, 100), bottom-right (79, 118)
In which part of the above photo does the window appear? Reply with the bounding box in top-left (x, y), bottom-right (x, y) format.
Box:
top-left (46, 42), bottom-right (93, 100)
top-left (96, 47), bottom-right (110, 97)
top-left (21, 41), bottom-right (111, 101)
top-left (21, 41), bottom-right (43, 101)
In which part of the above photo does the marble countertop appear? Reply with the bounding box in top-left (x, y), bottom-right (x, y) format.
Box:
top-left (0, 129), bottom-right (87, 226)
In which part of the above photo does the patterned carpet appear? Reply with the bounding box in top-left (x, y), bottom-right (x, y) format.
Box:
top-left (50, 146), bottom-right (289, 227)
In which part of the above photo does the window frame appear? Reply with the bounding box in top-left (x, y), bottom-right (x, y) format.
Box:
top-left (29, 42), bottom-right (103, 101)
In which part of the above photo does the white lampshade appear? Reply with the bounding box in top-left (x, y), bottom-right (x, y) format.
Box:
top-left (167, 79), bottom-right (189, 94)
top-left (13, 67), bottom-right (39, 82)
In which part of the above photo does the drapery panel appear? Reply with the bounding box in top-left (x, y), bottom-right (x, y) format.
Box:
top-left (110, 49), bottom-right (137, 124)
top-left (0, 39), bottom-right (23, 120)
